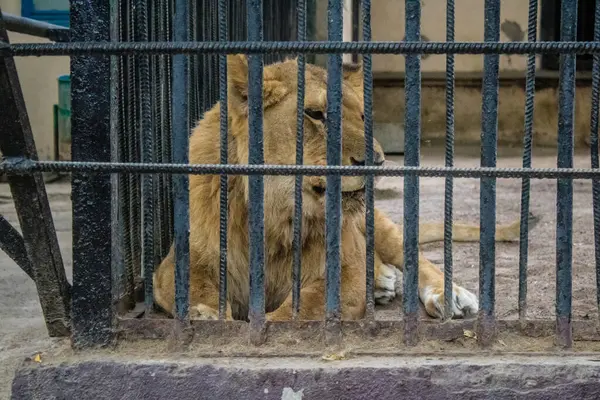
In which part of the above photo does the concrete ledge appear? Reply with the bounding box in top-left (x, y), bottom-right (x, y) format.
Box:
top-left (11, 356), bottom-right (600, 399)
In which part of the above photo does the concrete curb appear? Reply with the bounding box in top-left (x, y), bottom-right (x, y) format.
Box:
top-left (11, 356), bottom-right (600, 399)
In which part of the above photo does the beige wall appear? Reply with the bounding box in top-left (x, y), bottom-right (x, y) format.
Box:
top-left (315, 0), bottom-right (542, 74)
top-left (2, 0), bottom-right (70, 160)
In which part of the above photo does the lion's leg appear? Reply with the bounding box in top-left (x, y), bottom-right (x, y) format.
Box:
top-left (266, 264), bottom-right (367, 321)
top-left (153, 246), bottom-right (233, 320)
top-left (266, 279), bottom-right (325, 321)
top-left (415, 253), bottom-right (478, 319)
top-left (370, 208), bottom-right (478, 319)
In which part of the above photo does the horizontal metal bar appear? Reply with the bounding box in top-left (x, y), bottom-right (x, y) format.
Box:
top-left (4, 159), bottom-right (600, 179)
top-left (4, 41), bottom-right (600, 57)
top-left (1, 12), bottom-right (70, 42)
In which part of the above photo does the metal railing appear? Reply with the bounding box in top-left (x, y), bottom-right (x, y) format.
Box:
top-left (1, 0), bottom-right (600, 350)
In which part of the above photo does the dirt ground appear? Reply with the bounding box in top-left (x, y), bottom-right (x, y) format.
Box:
top-left (1, 146), bottom-right (599, 397)
top-left (376, 146), bottom-right (599, 322)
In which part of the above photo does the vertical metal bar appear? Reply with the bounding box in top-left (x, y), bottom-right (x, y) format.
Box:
top-left (70, 0), bottom-right (113, 347)
top-left (592, 0), bottom-right (600, 319)
top-left (443, 0), bottom-right (455, 321)
top-left (518, 0), bottom-right (538, 322)
top-left (477, 0), bottom-right (500, 347)
top-left (363, 0), bottom-right (375, 320)
top-left (325, 0), bottom-right (343, 345)
top-left (110, 0), bottom-right (125, 309)
top-left (247, 0), bottom-right (266, 344)
top-left (292, 0), bottom-right (306, 319)
top-left (218, 0), bottom-right (229, 320)
top-left (136, 0), bottom-right (156, 313)
top-left (403, 0), bottom-right (421, 346)
top-left (306, 0), bottom-right (317, 64)
top-left (172, 0), bottom-right (190, 322)
top-left (555, 0), bottom-right (577, 349)
top-left (351, 0), bottom-right (359, 64)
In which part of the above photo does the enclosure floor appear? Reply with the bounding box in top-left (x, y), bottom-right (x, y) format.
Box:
top-left (377, 145), bottom-right (599, 322)
top-left (1, 146), bottom-right (598, 397)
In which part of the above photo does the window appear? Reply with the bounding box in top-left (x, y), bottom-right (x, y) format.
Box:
top-left (22, 0), bottom-right (70, 27)
top-left (540, 0), bottom-right (595, 71)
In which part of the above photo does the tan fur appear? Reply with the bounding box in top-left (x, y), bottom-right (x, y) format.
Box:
top-left (153, 55), bottom-right (524, 321)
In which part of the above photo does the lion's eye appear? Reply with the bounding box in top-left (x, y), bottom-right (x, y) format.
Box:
top-left (305, 109), bottom-right (326, 122)
top-left (361, 114), bottom-right (365, 122)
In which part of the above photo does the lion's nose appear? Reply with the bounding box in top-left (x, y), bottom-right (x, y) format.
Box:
top-left (350, 151), bottom-right (385, 166)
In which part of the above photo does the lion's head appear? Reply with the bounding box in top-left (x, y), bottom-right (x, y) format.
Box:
top-left (226, 54), bottom-right (385, 218)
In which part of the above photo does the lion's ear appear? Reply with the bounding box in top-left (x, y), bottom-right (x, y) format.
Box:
top-left (227, 54), bottom-right (288, 112)
top-left (343, 62), bottom-right (364, 94)
top-left (227, 54), bottom-right (250, 102)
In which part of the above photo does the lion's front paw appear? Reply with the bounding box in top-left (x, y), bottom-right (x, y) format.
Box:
top-left (374, 264), bottom-right (401, 305)
top-left (189, 303), bottom-right (219, 320)
top-left (421, 284), bottom-right (478, 319)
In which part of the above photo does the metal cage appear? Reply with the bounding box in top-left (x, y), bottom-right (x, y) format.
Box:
top-left (1, 0), bottom-right (600, 351)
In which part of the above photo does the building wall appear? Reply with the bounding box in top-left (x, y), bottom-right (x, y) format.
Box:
top-left (310, 1), bottom-right (595, 152)
top-left (314, 0), bottom-right (541, 74)
top-left (371, 0), bottom-right (540, 74)
top-left (1, 0), bottom-right (70, 160)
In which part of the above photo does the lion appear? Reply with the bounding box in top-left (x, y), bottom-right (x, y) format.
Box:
top-left (153, 54), bottom-right (527, 321)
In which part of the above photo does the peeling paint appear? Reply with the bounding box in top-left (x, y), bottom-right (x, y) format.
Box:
top-left (281, 387), bottom-right (304, 400)
top-left (501, 20), bottom-right (525, 42)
